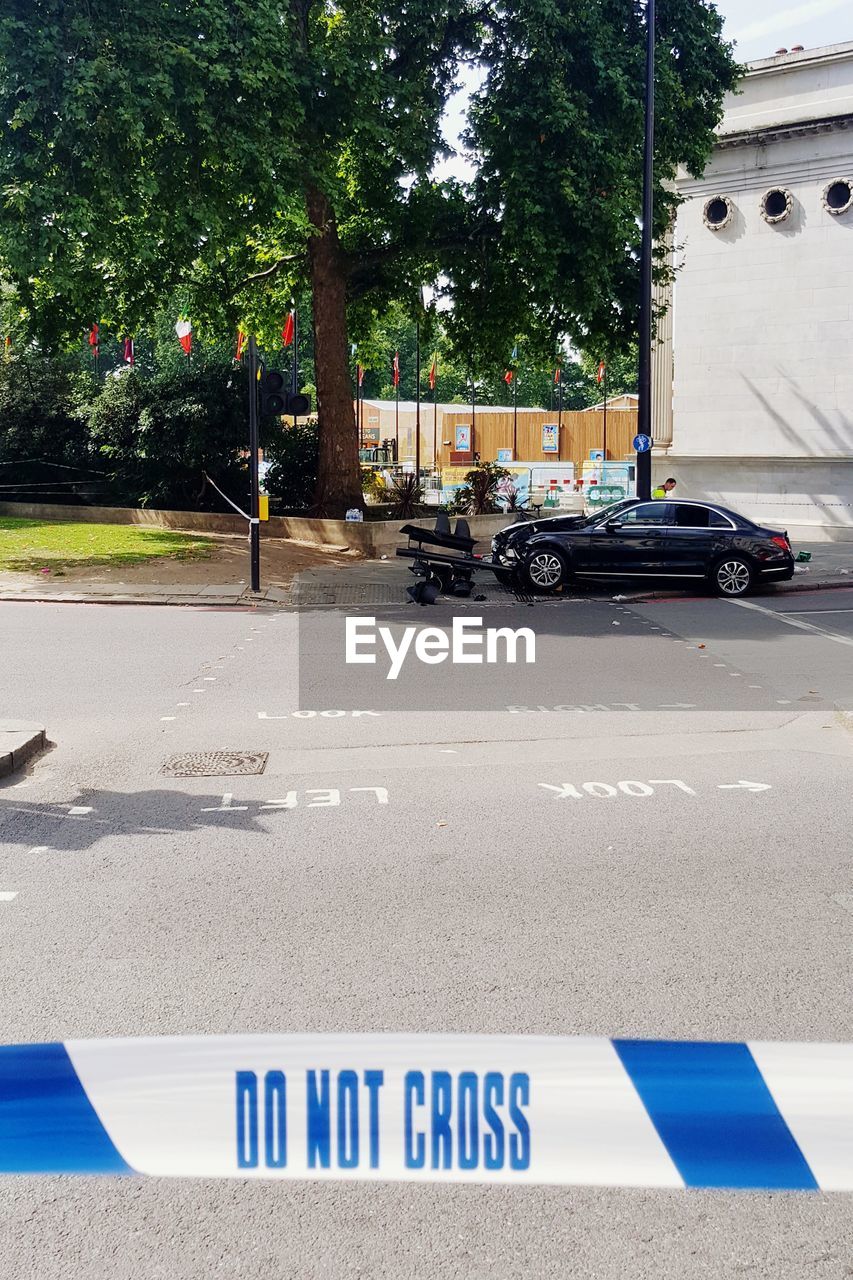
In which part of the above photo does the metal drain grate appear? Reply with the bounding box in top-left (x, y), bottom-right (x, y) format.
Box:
top-left (161, 750), bottom-right (269, 778)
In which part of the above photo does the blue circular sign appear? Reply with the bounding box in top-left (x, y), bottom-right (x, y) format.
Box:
top-left (633, 433), bottom-right (652, 453)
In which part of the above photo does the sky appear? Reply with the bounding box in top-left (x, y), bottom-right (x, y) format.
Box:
top-left (434, 0), bottom-right (852, 180)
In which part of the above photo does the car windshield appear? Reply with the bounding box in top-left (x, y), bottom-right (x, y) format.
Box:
top-left (580, 498), bottom-right (639, 525)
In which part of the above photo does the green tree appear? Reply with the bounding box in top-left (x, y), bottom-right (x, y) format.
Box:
top-left (0, 0), bottom-right (738, 514)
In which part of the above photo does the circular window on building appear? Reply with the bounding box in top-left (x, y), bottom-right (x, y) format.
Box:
top-left (703, 195), bottom-right (732, 231)
top-left (823, 178), bottom-right (853, 216)
top-left (760, 187), bottom-right (793, 224)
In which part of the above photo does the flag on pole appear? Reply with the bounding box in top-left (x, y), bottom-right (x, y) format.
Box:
top-left (236, 330), bottom-right (246, 361)
top-left (175, 317), bottom-right (192, 355)
top-left (282, 312), bottom-right (295, 347)
top-left (392, 350), bottom-right (400, 388)
top-left (429, 355), bottom-right (437, 391)
top-left (357, 363), bottom-right (364, 387)
top-left (596, 360), bottom-right (606, 385)
top-left (504, 344), bottom-right (518, 384)
top-left (3, 335), bottom-right (10, 358)
top-left (123, 337), bottom-right (134, 366)
top-left (88, 324), bottom-right (99, 358)
top-left (554, 364), bottom-right (561, 384)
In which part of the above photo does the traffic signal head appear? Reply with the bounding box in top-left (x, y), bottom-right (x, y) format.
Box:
top-left (260, 369), bottom-right (287, 415)
top-left (259, 369), bottom-right (311, 418)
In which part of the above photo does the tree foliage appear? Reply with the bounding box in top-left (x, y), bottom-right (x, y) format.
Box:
top-left (0, 0), bottom-right (739, 511)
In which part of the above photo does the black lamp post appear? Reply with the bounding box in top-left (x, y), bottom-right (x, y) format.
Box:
top-left (636, 0), bottom-right (655, 501)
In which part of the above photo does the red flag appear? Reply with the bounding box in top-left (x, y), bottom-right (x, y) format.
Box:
top-left (554, 364), bottom-right (561, 384)
top-left (175, 317), bottom-right (192, 355)
top-left (282, 312), bottom-right (295, 347)
top-left (596, 360), bottom-right (605, 385)
top-left (123, 337), bottom-right (134, 366)
top-left (236, 330), bottom-right (246, 361)
top-left (504, 368), bottom-right (514, 385)
top-left (357, 363), bottom-right (364, 387)
top-left (88, 323), bottom-right (99, 357)
top-left (392, 350), bottom-right (400, 388)
top-left (429, 356), bottom-right (437, 391)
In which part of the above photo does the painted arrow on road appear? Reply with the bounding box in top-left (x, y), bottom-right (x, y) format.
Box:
top-left (717, 781), bottom-right (772, 792)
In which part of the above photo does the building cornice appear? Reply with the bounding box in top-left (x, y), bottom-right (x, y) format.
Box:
top-left (716, 112), bottom-right (852, 150)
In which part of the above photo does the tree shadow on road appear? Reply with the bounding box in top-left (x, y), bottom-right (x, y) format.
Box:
top-left (0, 786), bottom-right (271, 853)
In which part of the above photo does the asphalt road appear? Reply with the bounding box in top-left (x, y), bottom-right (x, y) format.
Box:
top-left (1, 588), bottom-right (853, 1279)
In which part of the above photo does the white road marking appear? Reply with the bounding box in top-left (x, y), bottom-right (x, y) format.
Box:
top-left (0, 891), bottom-right (18, 903)
top-left (777, 699), bottom-right (792, 704)
top-left (201, 793), bottom-right (248, 812)
top-left (749, 685), bottom-right (762, 689)
top-left (177, 702), bottom-right (190, 707)
top-left (68, 806), bottom-right (93, 816)
top-left (27, 846), bottom-right (49, 854)
top-left (204, 677), bottom-right (216, 682)
top-left (718, 780), bottom-right (772, 792)
top-left (731, 598), bottom-right (853, 647)
top-left (193, 689), bottom-right (205, 694)
top-left (713, 663), bottom-right (727, 667)
top-left (657, 703), bottom-right (696, 709)
top-left (539, 779), bottom-right (697, 799)
top-left (784, 608), bottom-right (853, 616)
top-left (160, 716), bottom-right (177, 722)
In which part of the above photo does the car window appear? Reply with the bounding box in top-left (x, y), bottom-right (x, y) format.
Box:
top-left (616, 502), bottom-right (674, 526)
top-left (674, 504), bottom-right (710, 528)
top-left (708, 508), bottom-right (734, 528)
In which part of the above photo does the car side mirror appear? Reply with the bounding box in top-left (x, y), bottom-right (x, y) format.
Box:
top-left (604, 518), bottom-right (623, 531)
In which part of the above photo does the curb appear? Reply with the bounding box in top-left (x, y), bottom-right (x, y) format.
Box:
top-left (0, 577), bottom-right (849, 611)
top-left (0, 723), bottom-right (46, 779)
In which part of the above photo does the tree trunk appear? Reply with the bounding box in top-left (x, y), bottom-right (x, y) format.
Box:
top-left (307, 186), bottom-right (362, 516)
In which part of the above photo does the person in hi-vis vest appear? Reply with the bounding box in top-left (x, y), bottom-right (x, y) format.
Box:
top-left (652, 477), bottom-right (677, 500)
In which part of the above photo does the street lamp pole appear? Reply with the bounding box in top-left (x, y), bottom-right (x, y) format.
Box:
top-left (636, 0), bottom-right (655, 500)
top-left (247, 335), bottom-right (261, 593)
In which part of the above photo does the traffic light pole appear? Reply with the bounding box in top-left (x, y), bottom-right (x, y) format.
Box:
top-left (636, 0), bottom-right (655, 501)
top-left (247, 335), bottom-right (261, 593)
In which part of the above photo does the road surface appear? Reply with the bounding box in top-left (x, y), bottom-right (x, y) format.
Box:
top-left (1, 588), bottom-right (852, 1278)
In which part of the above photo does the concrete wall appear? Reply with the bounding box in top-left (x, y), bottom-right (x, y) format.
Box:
top-left (667, 42), bottom-right (853, 530)
top-left (0, 502), bottom-right (514, 557)
top-left (652, 457), bottom-right (853, 540)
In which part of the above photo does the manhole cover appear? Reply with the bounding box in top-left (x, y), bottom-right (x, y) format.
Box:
top-left (161, 750), bottom-right (268, 778)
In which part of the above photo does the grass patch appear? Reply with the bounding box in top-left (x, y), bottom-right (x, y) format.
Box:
top-left (0, 517), bottom-right (214, 573)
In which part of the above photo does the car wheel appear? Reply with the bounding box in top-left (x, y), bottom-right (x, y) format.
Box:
top-left (521, 547), bottom-right (568, 594)
top-left (712, 555), bottom-right (753, 597)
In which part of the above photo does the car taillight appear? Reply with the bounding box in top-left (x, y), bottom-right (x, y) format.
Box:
top-left (771, 535), bottom-right (790, 552)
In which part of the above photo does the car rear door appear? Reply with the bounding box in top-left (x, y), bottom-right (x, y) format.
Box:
top-left (579, 502), bottom-right (675, 577)
top-left (665, 504), bottom-right (734, 576)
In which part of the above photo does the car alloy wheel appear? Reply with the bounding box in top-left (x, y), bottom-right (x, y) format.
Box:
top-left (524, 550), bottom-right (566, 592)
top-left (715, 558), bottom-right (752, 597)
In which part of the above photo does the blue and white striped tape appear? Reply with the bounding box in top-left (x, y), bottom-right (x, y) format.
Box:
top-left (1, 1034), bottom-right (852, 1189)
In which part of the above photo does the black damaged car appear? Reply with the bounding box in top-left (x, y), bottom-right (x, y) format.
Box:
top-left (490, 498), bottom-right (795, 597)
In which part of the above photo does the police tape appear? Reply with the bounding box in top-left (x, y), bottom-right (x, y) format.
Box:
top-left (2, 1033), bottom-right (852, 1189)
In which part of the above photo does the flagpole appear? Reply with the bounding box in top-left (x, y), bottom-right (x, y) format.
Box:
top-left (558, 371), bottom-right (563, 442)
top-left (395, 356), bottom-right (399, 463)
top-left (636, 0), bottom-right (655, 500)
top-left (603, 362), bottom-right (608, 462)
top-left (512, 367), bottom-right (518, 460)
top-left (433, 363), bottom-right (438, 477)
top-left (415, 316), bottom-right (421, 485)
top-left (471, 364), bottom-right (476, 452)
top-left (292, 308), bottom-right (299, 427)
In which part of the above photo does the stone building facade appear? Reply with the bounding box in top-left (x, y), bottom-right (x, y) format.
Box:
top-left (654, 41), bottom-right (853, 535)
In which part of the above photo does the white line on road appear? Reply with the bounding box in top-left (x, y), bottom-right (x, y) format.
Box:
top-left (27, 846), bottom-right (49, 854)
top-left (731, 598), bottom-right (853, 647)
top-left (718, 779), bottom-right (772, 791)
top-left (177, 702), bottom-right (190, 707)
top-left (784, 608), bottom-right (853, 615)
top-left (204, 677), bottom-right (216, 682)
top-left (68, 806), bottom-right (93, 816)
top-left (0, 891), bottom-right (18, 902)
top-left (160, 716), bottom-right (177, 722)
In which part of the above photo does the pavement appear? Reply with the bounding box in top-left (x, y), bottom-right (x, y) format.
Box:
top-left (0, 720), bottom-right (45, 779)
top-left (0, 539), bottom-right (848, 608)
top-left (2, 588), bottom-right (853, 1277)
